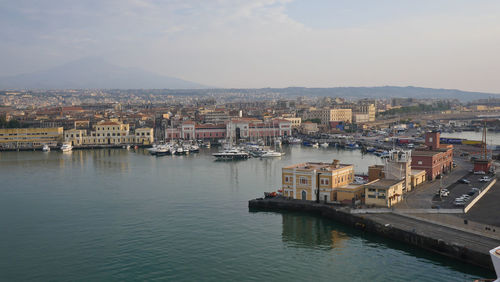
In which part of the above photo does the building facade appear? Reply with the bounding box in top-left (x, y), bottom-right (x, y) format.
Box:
top-left (165, 119), bottom-right (292, 141)
top-left (411, 132), bottom-right (453, 180)
top-left (0, 127), bottom-right (63, 149)
top-left (303, 108), bottom-right (352, 125)
top-left (364, 179), bottom-right (404, 207)
top-left (282, 160), bottom-right (354, 202)
top-left (64, 121), bottom-right (153, 146)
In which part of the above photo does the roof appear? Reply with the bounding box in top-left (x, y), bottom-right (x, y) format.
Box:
top-left (411, 169), bottom-right (426, 176)
top-left (336, 184), bottom-right (364, 191)
top-left (365, 179), bottom-right (403, 189)
top-left (195, 124), bottom-right (226, 129)
top-left (412, 150), bottom-right (447, 157)
top-left (98, 121), bottom-right (121, 126)
top-left (284, 162), bottom-right (352, 172)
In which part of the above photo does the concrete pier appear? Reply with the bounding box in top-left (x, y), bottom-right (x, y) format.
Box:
top-left (249, 197), bottom-right (500, 270)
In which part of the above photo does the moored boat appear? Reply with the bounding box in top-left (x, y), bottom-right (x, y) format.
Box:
top-left (60, 143), bottom-right (72, 152)
top-left (213, 148), bottom-right (250, 160)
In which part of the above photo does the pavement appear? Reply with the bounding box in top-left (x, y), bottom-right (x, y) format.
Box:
top-left (463, 180), bottom-right (500, 227)
top-left (365, 212), bottom-right (500, 255)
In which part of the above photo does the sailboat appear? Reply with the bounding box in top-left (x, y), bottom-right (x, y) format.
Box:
top-left (260, 121), bottom-right (284, 157)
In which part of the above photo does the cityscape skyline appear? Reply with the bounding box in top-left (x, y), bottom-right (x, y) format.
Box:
top-left (1, 1), bottom-right (500, 92)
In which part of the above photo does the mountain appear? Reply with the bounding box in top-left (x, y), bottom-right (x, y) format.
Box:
top-left (272, 86), bottom-right (499, 102)
top-left (0, 57), bottom-right (206, 89)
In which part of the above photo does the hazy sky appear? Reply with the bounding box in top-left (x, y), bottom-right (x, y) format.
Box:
top-left (1, 0), bottom-right (500, 92)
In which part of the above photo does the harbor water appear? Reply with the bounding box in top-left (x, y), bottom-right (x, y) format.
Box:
top-left (0, 146), bottom-right (494, 281)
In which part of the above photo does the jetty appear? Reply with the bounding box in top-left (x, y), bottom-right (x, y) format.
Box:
top-left (249, 197), bottom-right (500, 270)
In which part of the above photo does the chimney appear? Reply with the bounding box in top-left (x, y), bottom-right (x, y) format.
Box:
top-left (425, 131), bottom-right (440, 150)
top-left (332, 159), bottom-right (340, 168)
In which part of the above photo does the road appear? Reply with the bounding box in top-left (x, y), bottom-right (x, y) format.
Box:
top-left (395, 155), bottom-right (472, 209)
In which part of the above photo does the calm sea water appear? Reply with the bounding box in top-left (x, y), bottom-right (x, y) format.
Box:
top-left (0, 146), bottom-right (494, 281)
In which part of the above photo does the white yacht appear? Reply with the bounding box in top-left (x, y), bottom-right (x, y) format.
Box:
top-left (260, 150), bottom-right (284, 158)
top-left (60, 143), bottom-right (72, 152)
top-left (42, 144), bottom-right (50, 152)
top-left (213, 148), bottom-right (250, 160)
top-left (320, 142), bottom-right (329, 148)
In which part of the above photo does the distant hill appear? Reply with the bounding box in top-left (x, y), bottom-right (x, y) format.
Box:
top-left (0, 57), bottom-right (206, 90)
top-left (271, 86), bottom-right (499, 102)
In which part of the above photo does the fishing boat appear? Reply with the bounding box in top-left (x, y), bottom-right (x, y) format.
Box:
top-left (42, 144), bottom-right (50, 152)
top-left (365, 146), bottom-right (376, 153)
top-left (345, 142), bottom-right (359, 149)
top-left (320, 142), bottom-right (329, 148)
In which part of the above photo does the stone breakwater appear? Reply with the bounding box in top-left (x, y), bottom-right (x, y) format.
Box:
top-left (249, 198), bottom-right (499, 270)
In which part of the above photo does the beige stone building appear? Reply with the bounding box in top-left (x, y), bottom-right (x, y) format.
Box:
top-left (281, 160), bottom-right (354, 202)
top-left (64, 121), bottom-right (153, 146)
top-left (364, 179), bottom-right (404, 207)
top-left (302, 108), bottom-right (352, 124)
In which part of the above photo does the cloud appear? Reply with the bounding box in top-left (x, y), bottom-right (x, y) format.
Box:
top-left (1, 0), bottom-right (500, 92)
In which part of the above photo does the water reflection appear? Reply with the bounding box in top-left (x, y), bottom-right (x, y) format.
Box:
top-left (281, 212), bottom-right (348, 251)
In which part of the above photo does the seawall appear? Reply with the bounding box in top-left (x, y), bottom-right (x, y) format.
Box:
top-left (249, 198), bottom-right (497, 270)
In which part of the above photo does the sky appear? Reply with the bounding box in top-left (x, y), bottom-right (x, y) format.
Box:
top-left (1, 0), bottom-right (500, 92)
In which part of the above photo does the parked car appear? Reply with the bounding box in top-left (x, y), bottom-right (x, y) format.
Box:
top-left (471, 187), bottom-right (480, 192)
top-left (458, 179), bottom-right (471, 184)
top-left (474, 170), bottom-right (486, 175)
top-left (479, 176), bottom-right (491, 182)
top-left (467, 191), bottom-right (475, 196)
top-left (454, 201), bottom-right (465, 206)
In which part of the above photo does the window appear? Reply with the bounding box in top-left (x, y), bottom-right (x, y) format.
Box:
top-left (299, 177), bottom-right (308, 185)
top-left (418, 161), bottom-right (422, 165)
top-left (285, 176), bottom-right (289, 183)
top-left (368, 195), bottom-right (376, 198)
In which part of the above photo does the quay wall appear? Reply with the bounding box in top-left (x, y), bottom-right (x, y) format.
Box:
top-left (248, 198), bottom-right (494, 270)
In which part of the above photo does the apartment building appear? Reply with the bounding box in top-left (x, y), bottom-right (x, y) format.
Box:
top-left (0, 127), bottom-right (63, 149)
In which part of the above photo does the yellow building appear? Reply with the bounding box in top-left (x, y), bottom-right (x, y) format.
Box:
top-left (335, 184), bottom-right (365, 205)
top-left (0, 127), bottom-right (63, 149)
top-left (303, 108), bottom-right (352, 124)
top-left (282, 160), bottom-right (354, 202)
top-left (364, 179), bottom-right (404, 207)
top-left (135, 128), bottom-right (154, 145)
top-left (410, 170), bottom-right (426, 189)
top-left (64, 121), bottom-right (153, 146)
top-left (284, 117), bottom-right (302, 128)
